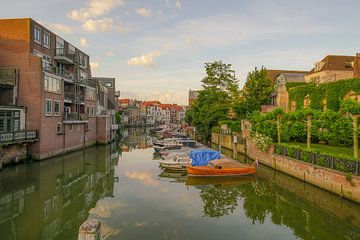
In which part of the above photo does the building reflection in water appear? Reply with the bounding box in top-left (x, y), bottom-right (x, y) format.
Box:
top-left (119, 128), bottom-right (154, 152)
top-left (0, 144), bottom-right (118, 240)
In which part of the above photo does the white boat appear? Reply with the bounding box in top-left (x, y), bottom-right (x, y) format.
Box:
top-left (153, 139), bottom-right (183, 151)
top-left (159, 156), bottom-right (191, 171)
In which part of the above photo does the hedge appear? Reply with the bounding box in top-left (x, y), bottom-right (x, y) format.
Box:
top-left (288, 78), bottom-right (360, 111)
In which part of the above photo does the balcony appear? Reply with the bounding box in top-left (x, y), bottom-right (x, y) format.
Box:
top-left (87, 78), bottom-right (97, 88)
top-left (57, 69), bottom-right (75, 82)
top-left (0, 130), bottom-right (38, 145)
top-left (76, 76), bottom-right (88, 85)
top-left (63, 113), bottom-right (89, 123)
top-left (0, 68), bottom-right (17, 87)
top-left (55, 48), bottom-right (75, 65)
top-left (64, 92), bottom-right (75, 102)
top-left (77, 94), bottom-right (85, 103)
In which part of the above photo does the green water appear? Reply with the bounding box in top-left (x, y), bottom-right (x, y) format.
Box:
top-left (0, 128), bottom-right (359, 240)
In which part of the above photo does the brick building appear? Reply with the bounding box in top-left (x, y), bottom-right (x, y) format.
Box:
top-left (0, 18), bottom-right (116, 160)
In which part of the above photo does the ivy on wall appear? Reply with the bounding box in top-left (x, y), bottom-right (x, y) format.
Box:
top-left (288, 78), bottom-right (360, 111)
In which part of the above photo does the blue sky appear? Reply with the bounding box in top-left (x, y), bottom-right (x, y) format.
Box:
top-left (1, 0), bottom-right (360, 104)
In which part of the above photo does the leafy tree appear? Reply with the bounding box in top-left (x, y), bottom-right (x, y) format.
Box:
top-left (242, 67), bottom-right (273, 113)
top-left (186, 61), bottom-right (240, 140)
top-left (341, 99), bottom-right (360, 159)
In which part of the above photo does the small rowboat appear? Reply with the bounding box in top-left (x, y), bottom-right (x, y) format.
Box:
top-left (186, 159), bottom-right (257, 177)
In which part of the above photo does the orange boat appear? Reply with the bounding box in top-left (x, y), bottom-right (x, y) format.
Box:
top-left (186, 159), bottom-right (257, 177)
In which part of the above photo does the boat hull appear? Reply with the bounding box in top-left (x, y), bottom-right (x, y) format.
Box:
top-left (186, 165), bottom-right (256, 177)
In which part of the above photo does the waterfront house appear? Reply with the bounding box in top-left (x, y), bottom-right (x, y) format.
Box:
top-left (0, 67), bottom-right (38, 167)
top-left (305, 55), bottom-right (355, 84)
top-left (0, 18), bottom-right (116, 160)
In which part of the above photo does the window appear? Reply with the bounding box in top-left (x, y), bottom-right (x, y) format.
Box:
top-left (44, 32), bottom-right (50, 48)
top-left (68, 124), bottom-right (73, 131)
top-left (57, 122), bottom-right (63, 134)
top-left (0, 110), bottom-right (20, 133)
top-left (34, 27), bottom-right (41, 44)
top-left (85, 123), bottom-right (89, 132)
top-left (44, 75), bottom-right (62, 94)
top-left (105, 82), bottom-right (112, 87)
top-left (86, 89), bottom-right (96, 101)
top-left (45, 99), bottom-right (52, 116)
top-left (42, 55), bottom-right (52, 72)
top-left (54, 101), bottom-right (60, 116)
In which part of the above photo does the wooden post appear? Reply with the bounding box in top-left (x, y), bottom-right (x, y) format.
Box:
top-left (78, 219), bottom-right (103, 240)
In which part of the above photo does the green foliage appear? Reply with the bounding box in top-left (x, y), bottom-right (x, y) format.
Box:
top-left (242, 67), bottom-right (273, 113)
top-left (212, 126), bottom-right (220, 133)
top-left (218, 120), bottom-right (242, 133)
top-left (285, 82), bottom-right (306, 89)
top-left (341, 99), bottom-right (360, 115)
top-left (288, 78), bottom-right (360, 111)
top-left (186, 61), bottom-right (240, 140)
top-left (251, 108), bottom-right (353, 147)
top-left (115, 112), bottom-right (121, 125)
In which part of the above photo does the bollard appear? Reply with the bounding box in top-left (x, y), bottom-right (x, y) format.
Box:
top-left (78, 219), bottom-right (103, 240)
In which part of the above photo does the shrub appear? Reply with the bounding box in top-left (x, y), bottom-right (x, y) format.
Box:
top-left (250, 132), bottom-right (273, 152)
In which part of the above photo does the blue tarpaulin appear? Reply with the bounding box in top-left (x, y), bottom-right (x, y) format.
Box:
top-left (189, 149), bottom-right (221, 166)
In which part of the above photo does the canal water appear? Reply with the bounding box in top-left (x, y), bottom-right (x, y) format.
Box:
top-left (0, 128), bottom-right (360, 240)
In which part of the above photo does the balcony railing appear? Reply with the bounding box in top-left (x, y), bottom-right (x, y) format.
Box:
top-left (57, 69), bottom-right (75, 81)
top-left (64, 92), bottom-right (75, 102)
top-left (76, 76), bottom-right (88, 85)
top-left (87, 78), bottom-right (97, 88)
top-left (77, 94), bottom-right (85, 102)
top-left (0, 130), bottom-right (38, 144)
top-left (63, 113), bottom-right (89, 122)
top-left (0, 68), bottom-right (18, 86)
top-left (55, 48), bottom-right (75, 64)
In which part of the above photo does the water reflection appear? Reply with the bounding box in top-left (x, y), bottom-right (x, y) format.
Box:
top-left (0, 144), bottom-right (118, 240)
top-left (119, 128), bottom-right (154, 152)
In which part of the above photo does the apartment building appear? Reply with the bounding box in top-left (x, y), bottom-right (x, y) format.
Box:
top-left (0, 18), bottom-right (115, 160)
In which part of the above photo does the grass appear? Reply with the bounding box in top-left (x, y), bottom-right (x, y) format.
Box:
top-left (280, 142), bottom-right (356, 161)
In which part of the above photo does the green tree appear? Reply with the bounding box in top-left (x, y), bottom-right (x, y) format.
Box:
top-left (186, 61), bottom-right (240, 140)
top-left (242, 67), bottom-right (273, 113)
top-left (341, 99), bottom-right (360, 159)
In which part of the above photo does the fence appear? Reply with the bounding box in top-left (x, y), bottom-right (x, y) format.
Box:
top-left (0, 130), bottom-right (38, 144)
top-left (274, 144), bottom-right (359, 176)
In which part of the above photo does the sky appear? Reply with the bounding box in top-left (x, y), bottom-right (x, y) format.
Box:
top-left (1, 0), bottom-right (360, 105)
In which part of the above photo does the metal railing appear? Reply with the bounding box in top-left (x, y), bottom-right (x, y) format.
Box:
top-left (63, 113), bottom-right (89, 121)
top-left (87, 78), bottom-right (97, 88)
top-left (55, 48), bottom-right (75, 62)
top-left (57, 69), bottom-right (75, 81)
top-left (0, 68), bottom-right (18, 85)
top-left (274, 144), bottom-right (360, 175)
top-left (0, 130), bottom-right (38, 144)
top-left (64, 92), bottom-right (75, 101)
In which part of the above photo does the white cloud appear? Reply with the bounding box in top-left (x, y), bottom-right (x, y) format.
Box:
top-left (46, 23), bottom-right (73, 34)
top-left (68, 0), bottom-right (123, 21)
top-left (176, 0), bottom-right (182, 9)
top-left (135, 8), bottom-right (152, 17)
top-left (80, 38), bottom-right (89, 47)
top-left (127, 51), bottom-right (161, 66)
top-left (106, 51), bottom-right (114, 56)
top-left (82, 18), bottom-right (126, 32)
top-left (90, 62), bottom-right (100, 71)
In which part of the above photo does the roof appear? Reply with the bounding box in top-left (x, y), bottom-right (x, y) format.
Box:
top-left (266, 69), bottom-right (309, 83)
top-left (309, 55), bottom-right (355, 74)
top-left (119, 99), bottom-right (130, 104)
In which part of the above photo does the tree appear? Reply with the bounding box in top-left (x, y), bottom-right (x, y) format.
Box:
top-left (186, 61), bottom-right (240, 140)
top-left (272, 108), bottom-right (285, 144)
top-left (242, 67), bottom-right (273, 113)
top-left (341, 99), bottom-right (360, 159)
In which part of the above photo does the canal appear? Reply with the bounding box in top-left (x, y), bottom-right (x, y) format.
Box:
top-left (0, 128), bottom-right (360, 240)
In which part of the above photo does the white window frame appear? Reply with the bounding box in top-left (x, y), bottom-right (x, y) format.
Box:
top-left (45, 99), bottom-right (52, 116)
top-left (44, 32), bottom-right (50, 48)
top-left (34, 26), bottom-right (41, 44)
top-left (69, 124), bottom-right (73, 131)
top-left (54, 100), bottom-right (61, 116)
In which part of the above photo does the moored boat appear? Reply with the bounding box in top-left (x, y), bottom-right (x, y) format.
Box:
top-left (159, 156), bottom-right (191, 171)
top-left (186, 159), bottom-right (257, 177)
